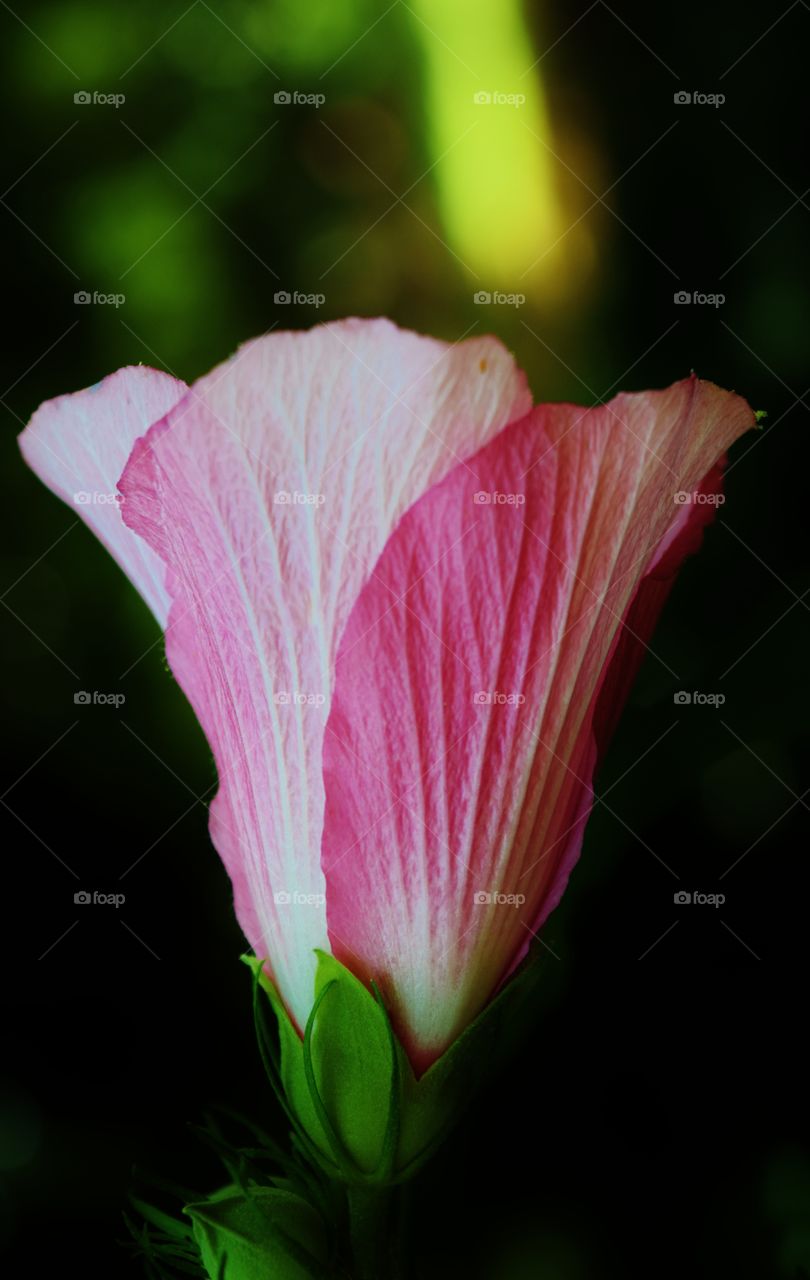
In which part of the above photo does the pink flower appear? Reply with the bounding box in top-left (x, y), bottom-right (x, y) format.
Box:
top-left (20, 319), bottom-right (754, 1071)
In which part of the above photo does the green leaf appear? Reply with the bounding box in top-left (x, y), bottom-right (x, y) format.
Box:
top-left (185, 1185), bottom-right (328, 1280)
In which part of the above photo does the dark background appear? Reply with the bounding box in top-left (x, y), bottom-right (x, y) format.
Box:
top-left (1, 1), bottom-right (807, 1276)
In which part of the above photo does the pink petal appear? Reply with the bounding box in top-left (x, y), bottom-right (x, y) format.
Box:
top-left (19, 366), bottom-right (187, 625)
top-left (321, 375), bottom-right (755, 1069)
top-left (118, 319), bottom-right (531, 1029)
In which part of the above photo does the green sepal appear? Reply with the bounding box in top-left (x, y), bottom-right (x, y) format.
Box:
top-left (245, 943), bottom-right (547, 1186)
top-left (130, 1195), bottom-right (196, 1242)
top-left (185, 1184), bottom-right (329, 1280)
top-left (250, 951), bottom-right (401, 1182)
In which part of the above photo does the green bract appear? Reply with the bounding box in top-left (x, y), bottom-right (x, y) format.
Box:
top-left (247, 947), bottom-right (544, 1186)
top-left (165, 952), bottom-right (546, 1279)
top-left (186, 1184), bottom-right (329, 1279)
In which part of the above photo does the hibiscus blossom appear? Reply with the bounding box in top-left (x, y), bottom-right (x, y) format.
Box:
top-left (21, 319), bottom-right (754, 1073)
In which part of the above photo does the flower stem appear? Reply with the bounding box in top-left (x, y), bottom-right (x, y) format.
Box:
top-left (346, 1184), bottom-right (400, 1279)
